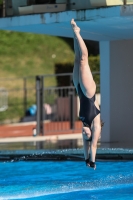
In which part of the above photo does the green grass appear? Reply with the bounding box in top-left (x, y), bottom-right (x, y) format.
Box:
top-left (0, 30), bottom-right (74, 85)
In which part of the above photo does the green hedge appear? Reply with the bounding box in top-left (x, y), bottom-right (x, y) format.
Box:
top-left (55, 56), bottom-right (100, 89)
top-left (55, 63), bottom-right (73, 86)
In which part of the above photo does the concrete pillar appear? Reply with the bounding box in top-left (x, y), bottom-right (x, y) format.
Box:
top-left (100, 41), bottom-right (111, 143)
top-left (100, 40), bottom-right (133, 146)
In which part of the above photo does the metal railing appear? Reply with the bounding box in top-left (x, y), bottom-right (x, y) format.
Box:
top-left (0, 72), bottom-right (100, 132)
top-left (0, 76), bottom-right (36, 124)
top-left (35, 74), bottom-right (79, 136)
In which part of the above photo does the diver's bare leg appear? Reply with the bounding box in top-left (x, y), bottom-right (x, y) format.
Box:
top-left (82, 132), bottom-right (90, 160)
top-left (71, 19), bottom-right (96, 98)
top-left (90, 118), bottom-right (101, 163)
top-left (72, 27), bottom-right (80, 92)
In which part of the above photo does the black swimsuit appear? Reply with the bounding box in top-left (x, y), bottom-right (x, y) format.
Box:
top-left (78, 84), bottom-right (100, 128)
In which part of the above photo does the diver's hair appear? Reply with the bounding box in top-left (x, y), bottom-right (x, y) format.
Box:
top-left (101, 120), bottom-right (104, 128)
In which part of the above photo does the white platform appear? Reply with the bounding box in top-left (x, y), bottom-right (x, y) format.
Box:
top-left (19, 4), bottom-right (66, 15)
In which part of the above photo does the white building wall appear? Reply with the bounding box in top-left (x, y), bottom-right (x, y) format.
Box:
top-left (110, 40), bottom-right (133, 143)
top-left (100, 40), bottom-right (133, 145)
top-left (100, 41), bottom-right (111, 143)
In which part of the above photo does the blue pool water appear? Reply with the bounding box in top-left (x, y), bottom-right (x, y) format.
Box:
top-left (0, 160), bottom-right (133, 200)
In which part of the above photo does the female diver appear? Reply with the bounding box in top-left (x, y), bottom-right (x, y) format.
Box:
top-left (71, 19), bottom-right (102, 170)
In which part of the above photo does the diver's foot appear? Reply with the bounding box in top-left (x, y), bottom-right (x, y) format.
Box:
top-left (90, 161), bottom-right (96, 170)
top-left (85, 158), bottom-right (96, 170)
top-left (71, 19), bottom-right (80, 34)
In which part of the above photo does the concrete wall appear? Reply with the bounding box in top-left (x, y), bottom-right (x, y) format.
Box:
top-left (110, 40), bottom-right (133, 142)
top-left (100, 41), bottom-right (111, 142)
top-left (100, 40), bottom-right (133, 144)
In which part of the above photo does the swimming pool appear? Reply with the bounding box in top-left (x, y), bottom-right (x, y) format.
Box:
top-left (0, 160), bottom-right (133, 200)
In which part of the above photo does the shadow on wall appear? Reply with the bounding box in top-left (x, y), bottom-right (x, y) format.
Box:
top-left (60, 37), bottom-right (99, 56)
